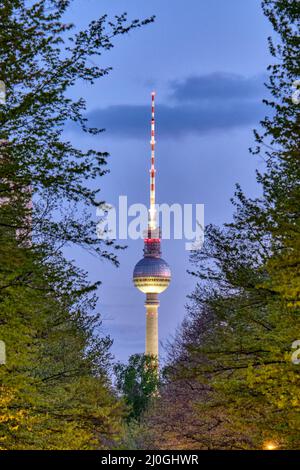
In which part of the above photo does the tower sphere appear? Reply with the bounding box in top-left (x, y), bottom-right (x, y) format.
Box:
top-left (133, 257), bottom-right (171, 294)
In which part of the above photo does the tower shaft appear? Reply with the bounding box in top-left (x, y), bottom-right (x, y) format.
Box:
top-left (145, 293), bottom-right (159, 357)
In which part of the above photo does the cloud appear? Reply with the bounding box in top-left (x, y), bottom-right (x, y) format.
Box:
top-left (85, 73), bottom-right (267, 139)
top-left (169, 72), bottom-right (266, 102)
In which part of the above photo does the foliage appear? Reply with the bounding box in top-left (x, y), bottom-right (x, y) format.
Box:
top-left (114, 354), bottom-right (159, 423)
top-left (0, 235), bottom-right (125, 449)
top-left (0, 0), bottom-right (153, 449)
top-left (0, 0), bottom-right (153, 257)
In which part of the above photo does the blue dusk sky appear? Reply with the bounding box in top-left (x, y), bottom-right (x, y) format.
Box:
top-left (64, 0), bottom-right (273, 365)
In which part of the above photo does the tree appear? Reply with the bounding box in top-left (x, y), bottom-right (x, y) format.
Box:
top-left (0, 234), bottom-right (126, 449)
top-left (0, 0), bottom-right (153, 256)
top-left (0, 0), bottom-right (153, 449)
top-left (114, 354), bottom-right (159, 423)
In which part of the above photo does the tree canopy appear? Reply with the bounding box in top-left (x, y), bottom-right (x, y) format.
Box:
top-left (0, 0), bottom-right (153, 449)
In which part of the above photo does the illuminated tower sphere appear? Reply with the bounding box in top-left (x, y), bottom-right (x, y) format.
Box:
top-left (133, 92), bottom-right (171, 360)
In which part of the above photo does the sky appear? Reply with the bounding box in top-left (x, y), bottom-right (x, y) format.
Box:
top-left (64, 0), bottom-right (274, 365)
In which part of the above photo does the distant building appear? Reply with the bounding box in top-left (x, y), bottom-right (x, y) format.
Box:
top-left (133, 92), bottom-right (171, 363)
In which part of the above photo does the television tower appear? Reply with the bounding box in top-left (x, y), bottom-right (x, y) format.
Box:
top-left (133, 92), bottom-right (171, 361)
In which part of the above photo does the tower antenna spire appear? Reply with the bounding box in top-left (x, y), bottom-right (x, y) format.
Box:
top-left (149, 91), bottom-right (156, 231)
